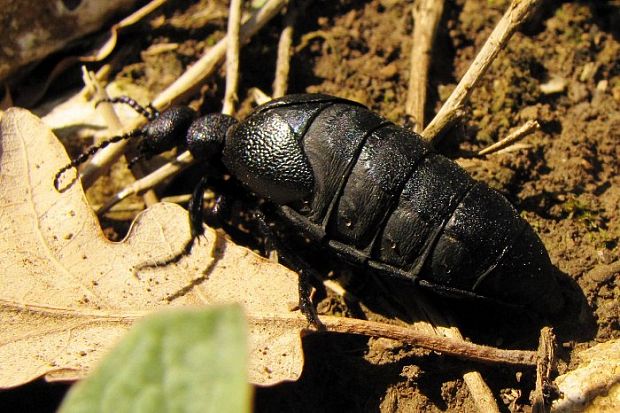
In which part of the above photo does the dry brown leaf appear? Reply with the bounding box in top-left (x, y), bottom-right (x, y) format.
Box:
top-left (79, 0), bottom-right (168, 64)
top-left (0, 0), bottom-right (140, 82)
top-left (0, 108), bottom-right (306, 389)
top-left (552, 339), bottom-right (620, 412)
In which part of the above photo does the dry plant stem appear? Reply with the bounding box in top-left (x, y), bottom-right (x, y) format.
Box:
top-left (81, 0), bottom-right (287, 189)
top-left (153, 0), bottom-right (287, 108)
top-left (273, 3), bottom-right (299, 98)
top-left (82, 70), bottom-right (159, 207)
top-left (494, 142), bottom-right (531, 154)
top-left (222, 0), bottom-right (242, 116)
top-left (159, 192), bottom-right (215, 205)
top-left (415, 293), bottom-right (500, 413)
top-left (406, 0), bottom-right (445, 132)
top-left (322, 279), bottom-right (360, 302)
top-left (531, 327), bottom-right (556, 413)
top-left (478, 120), bottom-right (539, 156)
top-left (97, 151), bottom-right (194, 215)
top-left (2, 302), bottom-right (538, 369)
top-left (422, 0), bottom-right (544, 143)
top-left (83, 69), bottom-right (123, 137)
top-left (315, 315), bottom-right (538, 366)
top-left (251, 87), bottom-right (272, 105)
top-left (128, 165), bottom-right (160, 207)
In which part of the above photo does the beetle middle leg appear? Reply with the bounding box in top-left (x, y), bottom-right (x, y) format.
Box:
top-left (177, 183), bottom-right (324, 329)
top-left (253, 210), bottom-right (325, 331)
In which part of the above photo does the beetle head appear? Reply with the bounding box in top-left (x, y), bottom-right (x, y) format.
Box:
top-left (141, 106), bottom-right (197, 155)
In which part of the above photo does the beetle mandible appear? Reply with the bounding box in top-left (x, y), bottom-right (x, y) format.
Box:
top-left (54, 93), bottom-right (565, 323)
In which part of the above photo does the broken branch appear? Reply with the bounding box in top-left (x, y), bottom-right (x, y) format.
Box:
top-left (422, 0), bottom-right (543, 144)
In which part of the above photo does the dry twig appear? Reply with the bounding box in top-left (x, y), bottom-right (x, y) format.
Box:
top-left (97, 151), bottom-right (194, 214)
top-left (422, 0), bottom-right (543, 143)
top-left (222, 0), bottom-right (242, 115)
top-left (81, 0), bottom-right (288, 190)
top-left (478, 120), bottom-right (540, 156)
top-left (82, 69), bottom-right (159, 207)
top-left (79, 0), bottom-right (168, 63)
top-left (406, 0), bottom-right (445, 132)
top-left (531, 327), bottom-right (557, 413)
top-left (412, 294), bottom-right (501, 412)
top-left (314, 315), bottom-right (542, 367)
top-left (250, 87), bottom-right (272, 105)
top-left (273, 2), bottom-right (303, 98)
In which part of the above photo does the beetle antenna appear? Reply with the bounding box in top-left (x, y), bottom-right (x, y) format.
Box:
top-left (95, 96), bottom-right (159, 121)
top-left (125, 137), bottom-right (158, 169)
top-left (127, 154), bottom-right (147, 169)
top-left (54, 129), bottom-right (142, 191)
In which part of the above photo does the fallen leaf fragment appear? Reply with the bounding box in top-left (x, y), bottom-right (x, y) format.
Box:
top-left (0, 108), bottom-right (305, 388)
top-left (552, 339), bottom-right (620, 412)
top-left (0, 0), bottom-right (139, 81)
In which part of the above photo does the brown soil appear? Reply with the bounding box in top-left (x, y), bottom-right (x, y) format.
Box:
top-left (6, 0), bottom-right (619, 412)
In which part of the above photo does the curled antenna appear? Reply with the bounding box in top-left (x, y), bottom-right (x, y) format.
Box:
top-left (95, 96), bottom-right (159, 121)
top-left (53, 129), bottom-right (142, 191)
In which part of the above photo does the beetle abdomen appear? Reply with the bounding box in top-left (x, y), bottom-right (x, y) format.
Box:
top-left (227, 94), bottom-right (563, 314)
top-left (379, 154), bottom-right (475, 269)
top-left (301, 103), bottom-right (385, 224)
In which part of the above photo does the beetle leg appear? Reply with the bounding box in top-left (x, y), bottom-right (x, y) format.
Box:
top-left (134, 175), bottom-right (223, 273)
top-left (253, 210), bottom-right (325, 331)
top-left (277, 205), bottom-right (326, 242)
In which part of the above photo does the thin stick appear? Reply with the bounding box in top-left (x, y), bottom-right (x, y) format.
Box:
top-left (81, 0), bottom-right (288, 188)
top-left (250, 87), bottom-right (272, 105)
top-left (153, 0), bottom-right (287, 108)
top-left (9, 301), bottom-right (542, 370)
top-left (82, 68), bottom-right (123, 135)
top-left (306, 315), bottom-right (539, 366)
top-left (97, 151), bottom-right (195, 214)
top-left (273, 2), bottom-right (301, 98)
top-left (222, 0), bottom-right (242, 115)
top-left (478, 120), bottom-right (539, 156)
top-left (531, 327), bottom-right (556, 413)
top-left (414, 294), bottom-right (501, 412)
top-left (406, 0), bottom-right (445, 132)
top-left (82, 69), bottom-right (159, 207)
top-left (422, 0), bottom-right (543, 144)
top-left (79, 0), bottom-right (168, 63)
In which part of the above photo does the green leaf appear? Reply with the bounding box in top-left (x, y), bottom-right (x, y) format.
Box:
top-left (59, 305), bottom-right (250, 413)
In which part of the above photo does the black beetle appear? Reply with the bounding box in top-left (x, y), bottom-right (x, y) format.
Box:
top-left (55, 93), bottom-right (565, 321)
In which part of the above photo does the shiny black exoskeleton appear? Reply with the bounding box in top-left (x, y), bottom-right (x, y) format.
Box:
top-left (55, 94), bottom-right (564, 319)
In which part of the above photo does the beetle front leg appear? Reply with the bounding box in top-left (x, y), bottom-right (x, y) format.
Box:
top-left (135, 176), bottom-right (224, 272)
top-left (253, 210), bottom-right (325, 331)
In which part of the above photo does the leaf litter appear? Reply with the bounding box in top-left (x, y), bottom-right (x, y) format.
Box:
top-left (0, 108), bottom-right (306, 388)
